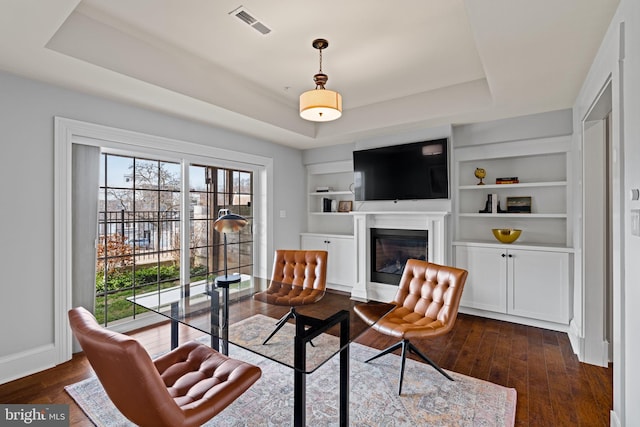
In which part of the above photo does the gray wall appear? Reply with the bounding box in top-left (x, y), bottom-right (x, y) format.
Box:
top-left (0, 70), bottom-right (305, 362)
top-left (452, 109), bottom-right (573, 146)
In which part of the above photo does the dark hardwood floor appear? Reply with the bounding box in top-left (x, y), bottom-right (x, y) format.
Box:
top-left (0, 292), bottom-right (612, 426)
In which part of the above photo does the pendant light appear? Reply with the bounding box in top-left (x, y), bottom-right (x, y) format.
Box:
top-left (299, 38), bottom-right (342, 122)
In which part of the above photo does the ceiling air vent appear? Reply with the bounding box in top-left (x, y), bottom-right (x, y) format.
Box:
top-left (229, 6), bottom-right (272, 35)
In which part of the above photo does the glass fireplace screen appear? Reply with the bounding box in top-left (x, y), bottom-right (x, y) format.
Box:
top-left (370, 228), bottom-right (428, 285)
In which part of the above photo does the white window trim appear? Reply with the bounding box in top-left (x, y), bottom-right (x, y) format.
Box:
top-left (54, 117), bottom-right (273, 363)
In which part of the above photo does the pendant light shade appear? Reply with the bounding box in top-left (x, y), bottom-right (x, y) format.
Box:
top-left (299, 39), bottom-right (342, 122)
top-left (299, 89), bottom-right (342, 121)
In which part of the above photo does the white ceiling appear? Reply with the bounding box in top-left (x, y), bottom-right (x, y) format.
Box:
top-left (0, 0), bottom-right (619, 149)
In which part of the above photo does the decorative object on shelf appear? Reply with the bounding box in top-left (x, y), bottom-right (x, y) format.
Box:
top-left (492, 228), bottom-right (522, 244)
top-left (496, 176), bottom-right (520, 184)
top-left (322, 197), bottom-right (333, 212)
top-left (316, 186), bottom-right (332, 192)
top-left (474, 167), bottom-right (486, 185)
top-left (338, 200), bottom-right (352, 212)
top-left (506, 196), bottom-right (532, 213)
top-left (479, 193), bottom-right (496, 213)
top-left (479, 194), bottom-right (491, 213)
top-left (299, 38), bottom-right (342, 122)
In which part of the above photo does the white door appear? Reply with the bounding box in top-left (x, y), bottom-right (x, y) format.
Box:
top-left (507, 249), bottom-right (569, 323)
top-left (325, 236), bottom-right (355, 287)
top-left (301, 234), bottom-right (355, 289)
top-left (455, 245), bottom-right (507, 313)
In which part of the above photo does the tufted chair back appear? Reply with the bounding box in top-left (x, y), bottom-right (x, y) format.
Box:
top-left (252, 250), bottom-right (328, 344)
top-left (386, 259), bottom-right (468, 339)
top-left (68, 307), bottom-right (261, 427)
top-left (254, 250), bottom-right (328, 306)
top-left (271, 249), bottom-right (327, 289)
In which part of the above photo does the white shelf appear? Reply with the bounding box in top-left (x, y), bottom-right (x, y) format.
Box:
top-left (310, 190), bottom-right (353, 196)
top-left (458, 181), bottom-right (567, 190)
top-left (309, 212), bottom-right (353, 216)
top-left (459, 213), bottom-right (567, 218)
top-left (453, 240), bottom-right (574, 252)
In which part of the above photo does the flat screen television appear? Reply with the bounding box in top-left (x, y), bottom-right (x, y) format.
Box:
top-left (353, 138), bottom-right (449, 201)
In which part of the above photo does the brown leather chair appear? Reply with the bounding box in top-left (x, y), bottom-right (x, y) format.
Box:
top-left (68, 307), bottom-right (262, 427)
top-left (354, 259), bottom-right (468, 395)
top-left (253, 249), bottom-right (328, 344)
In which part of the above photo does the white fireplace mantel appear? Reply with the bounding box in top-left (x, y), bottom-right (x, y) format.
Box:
top-left (351, 211), bottom-right (450, 302)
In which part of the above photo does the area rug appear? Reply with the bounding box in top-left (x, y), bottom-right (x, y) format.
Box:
top-left (65, 314), bottom-right (516, 426)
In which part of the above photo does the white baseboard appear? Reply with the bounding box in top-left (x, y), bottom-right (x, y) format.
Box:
top-left (568, 319), bottom-right (584, 358)
top-left (457, 306), bottom-right (569, 332)
top-left (350, 286), bottom-right (369, 301)
top-left (567, 319), bottom-right (609, 367)
top-left (610, 409), bottom-right (621, 427)
top-left (327, 283), bottom-right (353, 295)
top-left (0, 343), bottom-right (57, 385)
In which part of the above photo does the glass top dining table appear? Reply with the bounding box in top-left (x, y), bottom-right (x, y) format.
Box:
top-left (128, 276), bottom-right (393, 427)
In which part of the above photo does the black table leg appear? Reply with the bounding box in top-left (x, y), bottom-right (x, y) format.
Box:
top-left (293, 320), bottom-right (306, 427)
top-left (293, 310), bottom-right (350, 427)
top-left (209, 287), bottom-right (220, 352)
top-left (170, 302), bottom-right (179, 350)
top-left (220, 286), bottom-right (229, 355)
top-left (339, 314), bottom-right (350, 427)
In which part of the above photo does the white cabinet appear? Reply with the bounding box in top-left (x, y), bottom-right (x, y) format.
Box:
top-left (456, 245), bottom-right (507, 313)
top-left (301, 233), bottom-right (355, 292)
top-left (455, 244), bottom-right (570, 325)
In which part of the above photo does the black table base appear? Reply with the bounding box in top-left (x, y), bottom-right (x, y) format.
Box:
top-left (294, 310), bottom-right (350, 427)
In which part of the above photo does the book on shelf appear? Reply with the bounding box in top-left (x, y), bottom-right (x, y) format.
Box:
top-left (491, 193), bottom-right (498, 213)
top-left (495, 177), bottom-right (519, 184)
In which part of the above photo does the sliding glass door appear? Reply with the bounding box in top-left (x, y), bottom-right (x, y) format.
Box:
top-left (96, 153), bottom-right (253, 326)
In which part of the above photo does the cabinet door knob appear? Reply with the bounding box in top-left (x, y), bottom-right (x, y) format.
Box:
top-left (508, 254), bottom-right (513, 258)
top-left (501, 253), bottom-right (506, 257)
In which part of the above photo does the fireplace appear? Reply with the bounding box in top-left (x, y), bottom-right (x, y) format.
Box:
top-left (370, 228), bottom-right (428, 285)
top-left (351, 211), bottom-right (448, 302)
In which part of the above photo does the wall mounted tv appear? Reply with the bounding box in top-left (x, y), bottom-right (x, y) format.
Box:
top-left (353, 138), bottom-right (449, 201)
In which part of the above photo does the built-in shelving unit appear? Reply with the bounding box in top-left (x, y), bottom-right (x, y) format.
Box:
top-left (303, 160), bottom-right (356, 291)
top-left (452, 134), bottom-right (574, 330)
top-left (306, 160), bottom-right (354, 234)
top-left (453, 135), bottom-right (572, 247)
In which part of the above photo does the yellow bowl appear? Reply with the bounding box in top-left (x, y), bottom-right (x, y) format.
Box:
top-left (492, 228), bottom-right (522, 244)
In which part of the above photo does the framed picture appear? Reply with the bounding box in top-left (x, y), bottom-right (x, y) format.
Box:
top-left (338, 200), bottom-right (352, 212)
top-left (506, 196), bottom-right (532, 213)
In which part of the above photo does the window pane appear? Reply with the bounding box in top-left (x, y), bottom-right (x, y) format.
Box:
top-left (134, 158), bottom-right (159, 189)
top-left (159, 191), bottom-right (181, 213)
top-left (106, 155), bottom-right (133, 188)
top-left (106, 189), bottom-right (133, 212)
top-left (217, 169), bottom-right (226, 192)
top-left (135, 190), bottom-right (159, 212)
top-left (161, 162), bottom-right (181, 191)
top-left (189, 165), bottom-right (207, 191)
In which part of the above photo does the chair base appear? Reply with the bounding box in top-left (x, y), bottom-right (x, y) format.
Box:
top-left (364, 338), bottom-right (453, 395)
top-left (263, 307), bottom-right (295, 345)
